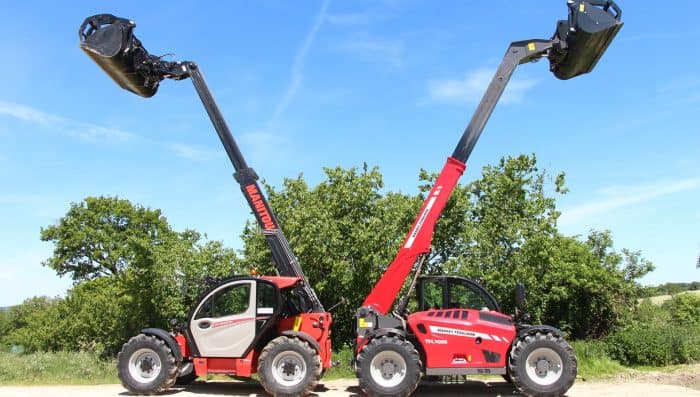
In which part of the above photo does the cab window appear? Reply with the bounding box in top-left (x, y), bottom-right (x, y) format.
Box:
top-left (448, 281), bottom-right (493, 310)
top-left (256, 282), bottom-right (278, 312)
top-left (422, 279), bottom-right (444, 309)
top-left (195, 283), bottom-right (251, 319)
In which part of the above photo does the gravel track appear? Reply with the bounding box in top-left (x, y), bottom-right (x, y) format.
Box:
top-left (1, 378), bottom-right (699, 397)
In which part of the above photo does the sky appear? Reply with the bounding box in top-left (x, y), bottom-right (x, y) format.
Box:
top-left (1, 1), bottom-right (698, 306)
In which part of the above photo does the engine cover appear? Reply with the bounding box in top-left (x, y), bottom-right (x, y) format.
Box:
top-left (408, 308), bottom-right (515, 371)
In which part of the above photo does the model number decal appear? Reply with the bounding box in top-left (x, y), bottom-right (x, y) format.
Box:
top-left (428, 325), bottom-right (509, 343)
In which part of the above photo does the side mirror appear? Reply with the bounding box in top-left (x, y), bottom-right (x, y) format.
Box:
top-left (548, 0), bottom-right (623, 80)
top-left (515, 282), bottom-right (527, 308)
top-left (79, 14), bottom-right (161, 97)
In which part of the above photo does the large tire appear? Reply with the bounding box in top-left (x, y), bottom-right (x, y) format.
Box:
top-left (257, 336), bottom-right (321, 397)
top-left (508, 331), bottom-right (577, 397)
top-left (356, 336), bottom-right (422, 397)
top-left (117, 334), bottom-right (179, 394)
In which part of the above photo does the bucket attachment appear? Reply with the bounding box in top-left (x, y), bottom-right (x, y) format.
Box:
top-left (79, 14), bottom-right (161, 97)
top-left (548, 0), bottom-right (623, 80)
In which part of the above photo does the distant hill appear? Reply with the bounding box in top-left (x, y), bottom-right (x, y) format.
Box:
top-left (643, 290), bottom-right (700, 306)
top-left (642, 281), bottom-right (700, 297)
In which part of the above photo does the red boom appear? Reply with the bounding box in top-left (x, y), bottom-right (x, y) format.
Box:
top-left (361, 156), bottom-right (466, 314)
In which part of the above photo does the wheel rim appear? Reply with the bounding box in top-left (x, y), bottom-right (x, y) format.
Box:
top-left (524, 347), bottom-right (563, 386)
top-left (128, 348), bottom-right (162, 384)
top-left (271, 351), bottom-right (307, 387)
top-left (369, 350), bottom-right (407, 388)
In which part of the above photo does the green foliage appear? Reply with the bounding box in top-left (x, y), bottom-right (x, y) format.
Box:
top-left (5, 196), bottom-right (240, 355)
top-left (11, 155), bottom-right (655, 357)
top-left (569, 340), bottom-right (626, 379)
top-left (602, 293), bottom-right (700, 366)
top-left (240, 164), bottom-right (419, 343)
top-left (0, 308), bottom-right (9, 339)
top-left (324, 345), bottom-right (356, 379)
top-left (663, 292), bottom-right (700, 325)
top-left (239, 155), bottom-right (651, 341)
top-left (431, 155), bottom-right (651, 338)
top-left (40, 196), bottom-right (176, 281)
top-left (642, 282), bottom-right (700, 297)
top-left (604, 324), bottom-right (700, 366)
top-left (0, 350), bottom-right (117, 384)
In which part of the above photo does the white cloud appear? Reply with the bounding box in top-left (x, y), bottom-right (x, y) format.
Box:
top-left (168, 143), bottom-right (220, 161)
top-left (559, 178), bottom-right (700, 225)
top-left (428, 67), bottom-right (537, 105)
top-left (0, 100), bottom-right (135, 142)
top-left (339, 38), bottom-right (403, 67)
top-left (239, 130), bottom-right (289, 162)
top-left (273, 0), bottom-right (330, 121)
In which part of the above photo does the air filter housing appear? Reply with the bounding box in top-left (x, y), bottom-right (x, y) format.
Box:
top-left (549, 1), bottom-right (623, 80)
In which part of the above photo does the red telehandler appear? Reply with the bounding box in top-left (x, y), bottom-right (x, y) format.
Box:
top-left (78, 15), bottom-right (334, 397)
top-left (353, 2), bottom-right (623, 397)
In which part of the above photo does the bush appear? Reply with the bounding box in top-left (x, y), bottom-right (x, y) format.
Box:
top-left (570, 340), bottom-right (626, 378)
top-left (605, 323), bottom-right (700, 366)
top-left (663, 293), bottom-right (700, 325)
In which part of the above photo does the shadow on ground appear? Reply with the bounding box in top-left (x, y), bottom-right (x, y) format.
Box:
top-left (118, 379), bottom-right (523, 397)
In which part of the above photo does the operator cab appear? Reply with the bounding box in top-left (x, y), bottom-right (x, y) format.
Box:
top-left (416, 276), bottom-right (500, 313)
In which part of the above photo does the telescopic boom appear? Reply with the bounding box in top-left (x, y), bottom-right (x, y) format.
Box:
top-left (359, 0), bottom-right (623, 317)
top-left (78, 14), bottom-right (324, 312)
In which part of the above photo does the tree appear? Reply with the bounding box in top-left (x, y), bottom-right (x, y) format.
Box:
top-left (240, 164), bottom-right (419, 343)
top-left (41, 196), bottom-right (176, 281)
top-left (31, 196), bottom-right (241, 354)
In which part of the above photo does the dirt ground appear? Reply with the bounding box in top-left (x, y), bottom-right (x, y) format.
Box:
top-left (1, 366), bottom-right (699, 397)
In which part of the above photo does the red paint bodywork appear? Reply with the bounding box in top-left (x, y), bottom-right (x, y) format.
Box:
top-left (408, 309), bottom-right (515, 369)
top-left (260, 275), bottom-right (302, 289)
top-left (362, 157), bottom-right (466, 314)
top-left (277, 312), bottom-right (333, 369)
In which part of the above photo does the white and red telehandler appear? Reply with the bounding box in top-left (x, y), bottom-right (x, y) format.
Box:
top-left (78, 14), bottom-right (335, 397)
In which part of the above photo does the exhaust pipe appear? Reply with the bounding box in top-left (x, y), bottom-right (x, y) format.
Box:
top-left (548, 0), bottom-right (623, 80)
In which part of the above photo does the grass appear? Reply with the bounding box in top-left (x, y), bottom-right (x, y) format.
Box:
top-left (0, 341), bottom-right (687, 385)
top-left (0, 350), bottom-right (117, 385)
top-left (324, 345), bottom-right (356, 379)
top-left (569, 340), bottom-right (627, 379)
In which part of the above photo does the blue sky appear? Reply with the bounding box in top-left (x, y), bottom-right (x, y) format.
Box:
top-left (1, 1), bottom-right (698, 306)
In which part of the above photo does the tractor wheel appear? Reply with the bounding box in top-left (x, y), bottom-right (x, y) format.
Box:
top-left (508, 331), bottom-right (577, 397)
top-left (356, 336), bottom-right (422, 397)
top-left (257, 336), bottom-right (321, 397)
top-left (117, 334), bottom-right (179, 394)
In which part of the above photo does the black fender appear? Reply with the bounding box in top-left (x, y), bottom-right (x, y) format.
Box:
top-left (356, 327), bottom-right (408, 353)
top-left (353, 328), bottom-right (411, 367)
top-left (280, 330), bottom-right (321, 354)
top-left (142, 328), bottom-right (183, 362)
top-left (515, 324), bottom-right (563, 341)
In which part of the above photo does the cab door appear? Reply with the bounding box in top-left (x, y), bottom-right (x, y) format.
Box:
top-left (190, 280), bottom-right (257, 357)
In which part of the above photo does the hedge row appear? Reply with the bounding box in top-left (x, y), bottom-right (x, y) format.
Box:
top-left (605, 324), bottom-right (700, 366)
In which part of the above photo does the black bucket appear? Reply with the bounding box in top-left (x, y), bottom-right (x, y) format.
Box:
top-left (79, 14), bottom-right (160, 97)
top-left (549, 1), bottom-right (623, 80)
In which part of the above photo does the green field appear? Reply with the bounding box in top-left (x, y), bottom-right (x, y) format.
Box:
top-left (0, 351), bottom-right (117, 385)
top-left (644, 290), bottom-right (700, 305)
